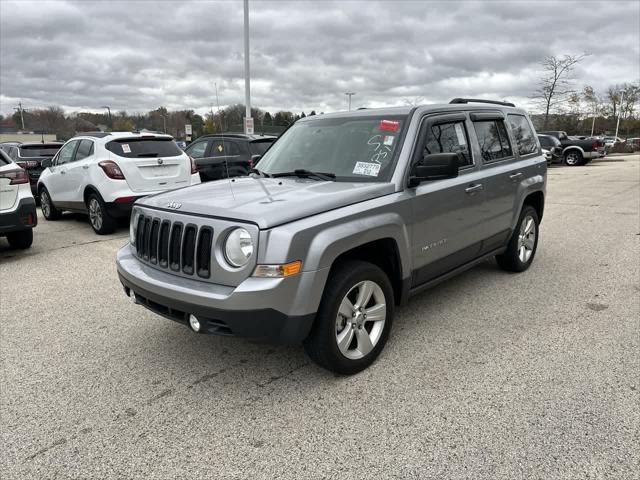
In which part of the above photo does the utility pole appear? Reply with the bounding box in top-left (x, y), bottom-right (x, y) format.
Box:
top-left (100, 106), bottom-right (112, 128)
top-left (614, 90), bottom-right (626, 141)
top-left (14, 101), bottom-right (25, 130)
top-left (243, 0), bottom-right (252, 134)
top-left (344, 92), bottom-right (356, 111)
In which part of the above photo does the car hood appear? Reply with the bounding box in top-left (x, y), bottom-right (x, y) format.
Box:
top-left (138, 177), bottom-right (395, 229)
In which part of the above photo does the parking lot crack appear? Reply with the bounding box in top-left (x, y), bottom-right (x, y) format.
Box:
top-left (25, 437), bottom-right (67, 461)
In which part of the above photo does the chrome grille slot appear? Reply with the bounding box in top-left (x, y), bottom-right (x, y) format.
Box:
top-left (181, 225), bottom-right (197, 275)
top-left (169, 223), bottom-right (183, 271)
top-left (149, 219), bottom-right (160, 264)
top-left (158, 220), bottom-right (170, 267)
top-left (196, 227), bottom-right (213, 278)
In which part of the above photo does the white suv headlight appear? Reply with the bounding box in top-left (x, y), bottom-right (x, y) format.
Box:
top-left (224, 228), bottom-right (253, 267)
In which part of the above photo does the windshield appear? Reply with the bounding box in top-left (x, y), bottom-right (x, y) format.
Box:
top-left (257, 115), bottom-right (407, 181)
top-left (19, 145), bottom-right (61, 157)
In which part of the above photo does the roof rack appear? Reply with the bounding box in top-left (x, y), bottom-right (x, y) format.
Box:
top-left (449, 98), bottom-right (516, 108)
top-left (80, 132), bottom-right (112, 138)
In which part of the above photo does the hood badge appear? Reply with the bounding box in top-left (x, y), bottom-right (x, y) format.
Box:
top-left (167, 201), bottom-right (182, 210)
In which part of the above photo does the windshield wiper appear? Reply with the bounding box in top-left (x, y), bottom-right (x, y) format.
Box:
top-left (272, 169), bottom-right (336, 181)
top-left (249, 168), bottom-right (271, 178)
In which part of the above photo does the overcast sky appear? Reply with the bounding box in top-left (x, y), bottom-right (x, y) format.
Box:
top-left (1, 0), bottom-right (638, 117)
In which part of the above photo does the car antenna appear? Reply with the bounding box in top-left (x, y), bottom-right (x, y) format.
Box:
top-left (215, 82), bottom-right (235, 200)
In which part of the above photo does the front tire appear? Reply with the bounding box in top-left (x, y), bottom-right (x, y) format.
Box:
top-left (39, 187), bottom-right (62, 220)
top-left (303, 260), bottom-right (394, 375)
top-left (496, 205), bottom-right (539, 272)
top-left (87, 193), bottom-right (116, 235)
top-left (564, 150), bottom-right (583, 166)
top-left (6, 229), bottom-right (33, 249)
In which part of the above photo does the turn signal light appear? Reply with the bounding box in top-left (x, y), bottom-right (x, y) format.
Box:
top-left (98, 160), bottom-right (125, 180)
top-left (253, 260), bottom-right (302, 278)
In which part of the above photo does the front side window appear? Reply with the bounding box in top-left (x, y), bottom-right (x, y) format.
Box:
top-left (56, 141), bottom-right (78, 165)
top-left (75, 140), bottom-right (94, 161)
top-left (186, 140), bottom-right (209, 159)
top-left (473, 120), bottom-right (513, 162)
top-left (508, 115), bottom-right (537, 156)
top-left (257, 115), bottom-right (408, 181)
top-left (423, 121), bottom-right (472, 167)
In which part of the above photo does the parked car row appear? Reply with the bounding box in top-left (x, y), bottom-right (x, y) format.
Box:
top-left (0, 141), bottom-right (63, 196)
top-left (538, 131), bottom-right (605, 166)
top-left (0, 150), bottom-right (37, 249)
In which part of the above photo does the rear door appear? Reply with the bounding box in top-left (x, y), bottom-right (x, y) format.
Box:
top-left (106, 136), bottom-right (191, 193)
top-left (410, 113), bottom-right (487, 286)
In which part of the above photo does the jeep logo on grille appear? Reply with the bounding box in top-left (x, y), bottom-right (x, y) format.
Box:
top-left (167, 202), bottom-right (182, 210)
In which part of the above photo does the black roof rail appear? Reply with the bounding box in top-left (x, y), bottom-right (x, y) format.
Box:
top-left (449, 98), bottom-right (516, 108)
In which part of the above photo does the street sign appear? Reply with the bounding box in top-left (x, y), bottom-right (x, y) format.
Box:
top-left (244, 117), bottom-right (254, 134)
top-left (185, 124), bottom-right (192, 135)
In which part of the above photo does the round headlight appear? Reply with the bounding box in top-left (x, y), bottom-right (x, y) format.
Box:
top-left (224, 228), bottom-right (253, 267)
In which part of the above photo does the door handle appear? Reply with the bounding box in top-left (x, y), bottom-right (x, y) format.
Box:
top-left (60, 170), bottom-right (66, 175)
top-left (82, 165), bottom-right (89, 169)
top-left (509, 172), bottom-right (523, 180)
top-left (465, 183), bottom-right (483, 194)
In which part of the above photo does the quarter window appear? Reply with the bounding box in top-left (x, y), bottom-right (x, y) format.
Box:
top-left (473, 120), bottom-right (513, 162)
top-left (508, 115), bottom-right (537, 156)
top-left (56, 141), bottom-right (78, 165)
top-left (423, 121), bottom-right (473, 167)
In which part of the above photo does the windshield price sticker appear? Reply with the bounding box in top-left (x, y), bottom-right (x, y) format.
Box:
top-left (383, 135), bottom-right (394, 146)
top-left (379, 120), bottom-right (400, 132)
top-left (353, 161), bottom-right (381, 177)
top-left (122, 144), bottom-right (131, 153)
top-left (454, 123), bottom-right (467, 145)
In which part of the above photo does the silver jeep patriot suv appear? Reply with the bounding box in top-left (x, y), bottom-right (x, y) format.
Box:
top-left (117, 98), bottom-right (546, 374)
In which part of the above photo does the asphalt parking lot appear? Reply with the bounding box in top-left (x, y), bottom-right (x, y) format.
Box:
top-left (1, 155), bottom-right (639, 479)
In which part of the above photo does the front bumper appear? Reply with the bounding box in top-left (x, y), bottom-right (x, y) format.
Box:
top-left (116, 244), bottom-right (326, 343)
top-left (0, 197), bottom-right (37, 234)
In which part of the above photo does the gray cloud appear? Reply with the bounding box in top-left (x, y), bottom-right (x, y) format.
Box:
top-left (1, 0), bottom-right (638, 117)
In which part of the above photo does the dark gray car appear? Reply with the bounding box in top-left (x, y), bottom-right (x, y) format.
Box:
top-left (117, 99), bottom-right (546, 374)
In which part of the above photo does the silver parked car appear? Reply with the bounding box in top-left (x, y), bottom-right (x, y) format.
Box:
top-left (117, 98), bottom-right (546, 374)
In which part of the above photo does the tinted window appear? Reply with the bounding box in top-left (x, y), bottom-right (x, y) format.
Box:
top-left (74, 140), bottom-right (94, 161)
top-left (538, 136), bottom-right (551, 148)
top-left (56, 141), bottom-right (78, 165)
top-left (249, 139), bottom-right (275, 156)
top-left (18, 145), bottom-right (61, 158)
top-left (257, 115), bottom-right (408, 181)
top-left (508, 115), bottom-right (537, 156)
top-left (106, 137), bottom-right (182, 158)
top-left (211, 140), bottom-right (240, 156)
top-left (473, 120), bottom-right (513, 162)
top-left (0, 150), bottom-right (10, 165)
top-left (186, 140), bottom-right (209, 159)
top-left (423, 121), bottom-right (472, 167)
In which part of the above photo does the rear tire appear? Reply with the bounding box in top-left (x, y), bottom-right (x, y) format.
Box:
top-left (87, 193), bottom-right (116, 235)
top-left (39, 187), bottom-right (62, 220)
top-left (303, 260), bottom-right (394, 375)
top-left (6, 229), bottom-right (33, 249)
top-left (496, 205), bottom-right (539, 272)
top-left (564, 150), bottom-right (583, 166)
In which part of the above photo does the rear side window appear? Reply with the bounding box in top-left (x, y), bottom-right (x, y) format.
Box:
top-left (508, 115), bottom-right (537, 156)
top-left (423, 121), bottom-right (473, 167)
top-left (211, 140), bottom-right (240, 156)
top-left (249, 140), bottom-right (275, 156)
top-left (473, 120), bottom-right (513, 162)
top-left (19, 145), bottom-right (61, 158)
top-left (106, 138), bottom-right (182, 158)
top-left (75, 140), bottom-right (94, 160)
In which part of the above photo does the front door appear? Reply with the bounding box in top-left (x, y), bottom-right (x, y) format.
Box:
top-left (409, 113), bottom-right (487, 287)
top-left (47, 140), bottom-right (79, 204)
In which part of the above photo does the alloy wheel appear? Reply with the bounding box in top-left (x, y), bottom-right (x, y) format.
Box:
top-left (335, 280), bottom-right (386, 360)
top-left (565, 152), bottom-right (580, 165)
top-left (89, 198), bottom-right (103, 231)
top-left (41, 191), bottom-right (51, 218)
top-left (517, 215), bottom-right (536, 263)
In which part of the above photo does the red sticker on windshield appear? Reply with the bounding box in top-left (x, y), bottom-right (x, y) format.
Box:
top-left (379, 120), bottom-right (399, 132)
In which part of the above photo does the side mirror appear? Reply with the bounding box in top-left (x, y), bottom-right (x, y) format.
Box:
top-left (408, 153), bottom-right (459, 187)
top-left (251, 154), bottom-right (261, 164)
top-left (41, 158), bottom-right (53, 168)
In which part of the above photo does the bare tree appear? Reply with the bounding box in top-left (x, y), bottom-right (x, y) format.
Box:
top-left (403, 96), bottom-right (425, 107)
top-left (534, 54), bottom-right (587, 129)
top-left (582, 85), bottom-right (601, 136)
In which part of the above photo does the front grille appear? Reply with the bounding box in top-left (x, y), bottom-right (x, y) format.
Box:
top-left (135, 213), bottom-right (213, 279)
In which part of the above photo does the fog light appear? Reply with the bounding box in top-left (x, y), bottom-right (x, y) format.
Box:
top-left (189, 314), bottom-right (201, 332)
top-left (128, 289), bottom-right (137, 304)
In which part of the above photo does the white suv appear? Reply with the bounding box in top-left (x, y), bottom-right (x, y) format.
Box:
top-left (0, 150), bottom-right (37, 249)
top-left (38, 132), bottom-right (200, 234)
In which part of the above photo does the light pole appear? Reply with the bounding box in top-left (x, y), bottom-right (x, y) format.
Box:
top-left (243, 0), bottom-right (252, 133)
top-left (614, 90), bottom-right (626, 141)
top-left (100, 106), bottom-right (112, 128)
top-left (344, 92), bottom-right (356, 111)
